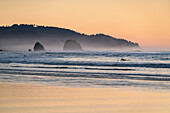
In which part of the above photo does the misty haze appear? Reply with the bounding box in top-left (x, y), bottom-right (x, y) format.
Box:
top-left (0, 0), bottom-right (170, 113)
top-left (0, 24), bottom-right (139, 51)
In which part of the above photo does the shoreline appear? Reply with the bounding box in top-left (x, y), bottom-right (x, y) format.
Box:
top-left (0, 82), bottom-right (170, 113)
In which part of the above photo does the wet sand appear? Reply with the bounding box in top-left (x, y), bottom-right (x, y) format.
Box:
top-left (0, 83), bottom-right (170, 113)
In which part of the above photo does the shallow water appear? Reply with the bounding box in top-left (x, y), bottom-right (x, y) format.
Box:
top-left (0, 51), bottom-right (170, 90)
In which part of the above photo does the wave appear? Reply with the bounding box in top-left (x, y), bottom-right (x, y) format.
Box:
top-left (0, 51), bottom-right (170, 90)
top-left (11, 65), bottom-right (136, 71)
top-left (0, 68), bottom-right (170, 82)
top-left (0, 60), bottom-right (169, 68)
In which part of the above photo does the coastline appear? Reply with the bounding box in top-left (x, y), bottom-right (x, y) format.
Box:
top-left (0, 82), bottom-right (170, 113)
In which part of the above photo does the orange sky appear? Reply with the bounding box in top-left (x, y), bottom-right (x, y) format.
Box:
top-left (0, 0), bottom-right (170, 49)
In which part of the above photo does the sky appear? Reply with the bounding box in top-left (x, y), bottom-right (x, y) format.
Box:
top-left (0, 0), bottom-right (170, 49)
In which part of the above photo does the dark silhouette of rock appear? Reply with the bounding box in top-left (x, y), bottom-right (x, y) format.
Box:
top-left (33, 42), bottom-right (45, 51)
top-left (0, 49), bottom-right (3, 51)
top-left (28, 49), bottom-right (32, 51)
top-left (63, 40), bottom-right (83, 51)
top-left (120, 58), bottom-right (127, 61)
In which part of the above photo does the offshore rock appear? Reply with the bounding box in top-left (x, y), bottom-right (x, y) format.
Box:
top-left (34, 42), bottom-right (45, 51)
top-left (63, 40), bottom-right (83, 51)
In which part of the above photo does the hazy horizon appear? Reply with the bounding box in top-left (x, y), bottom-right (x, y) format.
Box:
top-left (0, 0), bottom-right (170, 49)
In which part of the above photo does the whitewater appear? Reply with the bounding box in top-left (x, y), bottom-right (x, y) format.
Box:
top-left (0, 51), bottom-right (170, 90)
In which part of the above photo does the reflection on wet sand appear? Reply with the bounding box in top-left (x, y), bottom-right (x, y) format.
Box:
top-left (0, 83), bottom-right (170, 113)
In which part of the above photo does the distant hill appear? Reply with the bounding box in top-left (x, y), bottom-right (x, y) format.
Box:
top-left (0, 24), bottom-right (140, 51)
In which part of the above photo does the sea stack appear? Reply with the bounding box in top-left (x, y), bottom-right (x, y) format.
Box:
top-left (63, 40), bottom-right (83, 51)
top-left (33, 42), bottom-right (45, 51)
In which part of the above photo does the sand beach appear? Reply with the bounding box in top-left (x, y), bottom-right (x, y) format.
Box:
top-left (0, 83), bottom-right (170, 113)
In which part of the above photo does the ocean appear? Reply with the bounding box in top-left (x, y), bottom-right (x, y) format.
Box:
top-left (0, 51), bottom-right (170, 90)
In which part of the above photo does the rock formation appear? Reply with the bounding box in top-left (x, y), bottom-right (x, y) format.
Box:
top-left (63, 40), bottom-right (83, 51)
top-left (120, 58), bottom-right (127, 61)
top-left (33, 42), bottom-right (45, 51)
top-left (28, 49), bottom-right (32, 51)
